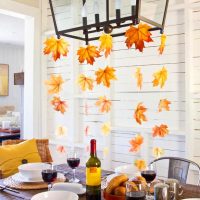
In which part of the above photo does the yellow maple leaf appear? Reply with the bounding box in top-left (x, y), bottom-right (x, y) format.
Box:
top-left (99, 33), bottom-right (113, 57)
top-left (95, 96), bottom-right (112, 113)
top-left (152, 124), bottom-right (169, 138)
top-left (135, 67), bottom-right (143, 90)
top-left (153, 147), bottom-right (164, 158)
top-left (152, 67), bottom-right (168, 88)
top-left (129, 134), bottom-right (144, 152)
top-left (158, 99), bottom-right (171, 112)
top-left (45, 75), bottom-right (64, 94)
top-left (77, 45), bottom-right (101, 65)
top-left (51, 96), bottom-right (68, 114)
top-left (77, 74), bottom-right (94, 91)
top-left (101, 122), bottom-right (111, 135)
top-left (134, 159), bottom-right (147, 171)
top-left (134, 102), bottom-right (147, 125)
top-left (43, 36), bottom-right (69, 61)
top-left (158, 34), bottom-right (167, 55)
top-left (95, 66), bottom-right (117, 88)
top-left (55, 125), bottom-right (67, 137)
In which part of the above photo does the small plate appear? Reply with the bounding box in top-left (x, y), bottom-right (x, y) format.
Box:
top-left (52, 183), bottom-right (86, 195)
top-left (12, 173), bottom-right (43, 183)
top-left (31, 191), bottom-right (78, 200)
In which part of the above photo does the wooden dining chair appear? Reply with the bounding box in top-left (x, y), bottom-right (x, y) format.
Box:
top-left (0, 139), bottom-right (53, 179)
top-left (150, 157), bottom-right (200, 185)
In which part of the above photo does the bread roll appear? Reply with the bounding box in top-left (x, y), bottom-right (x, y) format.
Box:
top-left (114, 186), bottom-right (126, 196)
top-left (106, 174), bottom-right (128, 194)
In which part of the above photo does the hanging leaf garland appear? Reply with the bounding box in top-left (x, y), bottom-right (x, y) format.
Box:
top-left (158, 34), bottom-right (167, 55)
top-left (51, 96), bottom-right (68, 114)
top-left (99, 33), bottom-right (113, 58)
top-left (95, 66), bottom-right (117, 88)
top-left (129, 134), bottom-right (144, 152)
top-left (77, 45), bottom-right (101, 65)
top-left (57, 145), bottom-right (66, 153)
top-left (45, 75), bottom-right (64, 94)
top-left (43, 36), bottom-right (69, 61)
top-left (125, 23), bottom-right (153, 52)
top-left (134, 102), bottom-right (147, 125)
top-left (77, 74), bottom-right (94, 91)
top-left (158, 99), bottom-right (171, 112)
top-left (95, 96), bottom-right (112, 113)
top-left (152, 67), bottom-right (168, 88)
top-left (152, 124), bottom-right (169, 138)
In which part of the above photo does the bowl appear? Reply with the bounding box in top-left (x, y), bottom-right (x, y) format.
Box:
top-left (103, 189), bottom-right (125, 200)
top-left (18, 163), bottom-right (50, 180)
top-left (115, 164), bottom-right (138, 178)
top-left (31, 191), bottom-right (78, 200)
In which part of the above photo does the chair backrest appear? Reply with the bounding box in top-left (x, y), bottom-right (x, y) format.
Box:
top-left (2, 139), bottom-right (53, 163)
top-left (150, 157), bottom-right (200, 185)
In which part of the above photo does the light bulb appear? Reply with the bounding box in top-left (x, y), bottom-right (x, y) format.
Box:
top-left (94, 0), bottom-right (99, 14)
top-left (130, 0), bottom-right (136, 6)
top-left (81, 2), bottom-right (87, 18)
top-left (115, 0), bottom-right (122, 10)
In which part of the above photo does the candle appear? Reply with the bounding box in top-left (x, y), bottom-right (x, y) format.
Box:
top-left (130, 0), bottom-right (136, 6)
top-left (81, 2), bottom-right (87, 18)
top-left (115, 0), bottom-right (122, 10)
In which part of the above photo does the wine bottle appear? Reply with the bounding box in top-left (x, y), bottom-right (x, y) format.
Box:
top-left (86, 139), bottom-right (101, 200)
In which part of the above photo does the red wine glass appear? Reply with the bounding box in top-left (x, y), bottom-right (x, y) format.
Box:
top-left (41, 164), bottom-right (57, 191)
top-left (141, 163), bottom-right (156, 199)
top-left (67, 151), bottom-right (80, 183)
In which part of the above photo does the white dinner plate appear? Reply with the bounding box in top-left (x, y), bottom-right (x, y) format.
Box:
top-left (12, 173), bottom-right (43, 183)
top-left (31, 191), bottom-right (79, 200)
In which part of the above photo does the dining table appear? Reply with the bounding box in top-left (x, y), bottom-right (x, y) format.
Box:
top-left (0, 164), bottom-right (200, 200)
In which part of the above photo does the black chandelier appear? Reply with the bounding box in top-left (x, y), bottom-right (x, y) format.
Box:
top-left (49, 0), bottom-right (169, 44)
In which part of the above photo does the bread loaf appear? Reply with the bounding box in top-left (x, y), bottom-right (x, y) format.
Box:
top-left (106, 174), bottom-right (128, 194)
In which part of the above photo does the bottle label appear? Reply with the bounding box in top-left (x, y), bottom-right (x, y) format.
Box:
top-left (86, 167), bottom-right (101, 186)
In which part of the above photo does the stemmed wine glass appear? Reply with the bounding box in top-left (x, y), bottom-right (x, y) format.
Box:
top-left (141, 163), bottom-right (157, 199)
top-left (67, 151), bottom-right (80, 183)
top-left (41, 163), bottom-right (57, 191)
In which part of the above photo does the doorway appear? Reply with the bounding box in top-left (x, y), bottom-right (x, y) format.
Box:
top-left (0, 0), bottom-right (41, 139)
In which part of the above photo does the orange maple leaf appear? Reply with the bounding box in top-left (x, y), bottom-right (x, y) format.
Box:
top-left (57, 145), bottom-right (66, 153)
top-left (129, 134), bottom-right (144, 152)
top-left (153, 147), bottom-right (164, 158)
top-left (152, 67), bottom-right (168, 88)
top-left (152, 124), bottom-right (169, 137)
top-left (95, 96), bottom-right (112, 113)
top-left (95, 66), bottom-right (117, 88)
top-left (43, 36), bottom-right (69, 61)
top-left (135, 67), bottom-right (143, 90)
top-left (51, 96), bottom-right (68, 114)
top-left (45, 75), bottom-right (64, 94)
top-left (158, 34), bottom-right (167, 55)
top-left (99, 33), bottom-right (113, 57)
top-left (134, 159), bottom-right (147, 171)
top-left (158, 99), bottom-right (171, 112)
top-left (125, 23), bottom-right (153, 52)
top-left (134, 102), bottom-right (147, 125)
top-left (77, 74), bottom-right (94, 91)
top-left (77, 45), bottom-right (101, 65)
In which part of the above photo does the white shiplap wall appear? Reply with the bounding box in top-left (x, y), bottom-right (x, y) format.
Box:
top-left (42, 0), bottom-right (200, 182)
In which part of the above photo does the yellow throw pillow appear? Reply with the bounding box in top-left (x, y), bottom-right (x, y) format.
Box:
top-left (0, 139), bottom-right (42, 178)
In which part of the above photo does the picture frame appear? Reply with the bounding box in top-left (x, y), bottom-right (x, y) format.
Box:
top-left (0, 64), bottom-right (9, 96)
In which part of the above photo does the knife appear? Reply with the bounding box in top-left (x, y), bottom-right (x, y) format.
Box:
top-left (0, 184), bottom-right (20, 193)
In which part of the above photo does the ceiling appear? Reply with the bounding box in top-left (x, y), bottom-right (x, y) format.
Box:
top-left (0, 13), bottom-right (24, 46)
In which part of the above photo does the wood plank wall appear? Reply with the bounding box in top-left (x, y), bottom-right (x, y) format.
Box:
top-left (42, 0), bottom-right (200, 183)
